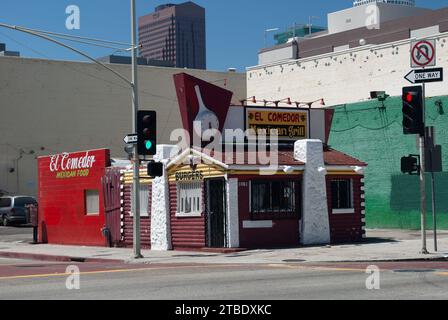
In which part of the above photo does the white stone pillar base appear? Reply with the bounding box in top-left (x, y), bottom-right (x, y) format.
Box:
top-left (294, 140), bottom-right (330, 245)
top-left (150, 145), bottom-right (177, 251)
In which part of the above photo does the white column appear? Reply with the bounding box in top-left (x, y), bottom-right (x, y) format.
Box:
top-left (294, 140), bottom-right (331, 245)
top-left (226, 178), bottom-right (240, 248)
top-left (151, 145), bottom-right (177, 251)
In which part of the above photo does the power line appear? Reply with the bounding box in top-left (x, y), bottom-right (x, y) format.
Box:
top-left (0, 22), bottom-right (132, 86)
top-left (0, 30), bottom-right (178, 106)
top-left (17, 26), bottom-right (132, 47)
top-left (0, 30), bottom-right (52, 59)
top-left (40, 33), bottom-right (130, 51)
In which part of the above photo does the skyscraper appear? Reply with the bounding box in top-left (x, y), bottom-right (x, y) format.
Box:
top-left (139, 2), bottom-right (206, 70)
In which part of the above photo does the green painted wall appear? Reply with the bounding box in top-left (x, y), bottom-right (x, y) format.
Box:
top-left (330, 94), bottom-right (448, 230)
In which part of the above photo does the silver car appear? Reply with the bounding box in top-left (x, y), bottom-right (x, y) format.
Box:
top-left (0, 196), bottom-right (37, 226)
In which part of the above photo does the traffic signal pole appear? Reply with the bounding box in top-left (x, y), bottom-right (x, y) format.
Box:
top-left (131, 0), bottom-right (143, 259)
top-left (430, 170), bottom-right (438, 252)
top-left (419, 83), bottom-right (428, 255)
top-left (0, 5), bottom-right (143, 259)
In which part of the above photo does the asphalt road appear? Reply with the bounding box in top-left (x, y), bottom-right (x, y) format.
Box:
top-left (0, 258), bottom-right (447, 300)
top-left (0, 226), bottom-right (33, 243)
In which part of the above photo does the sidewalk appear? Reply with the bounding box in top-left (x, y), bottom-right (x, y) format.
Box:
top-left (0, 229), bottom-right (447, 265)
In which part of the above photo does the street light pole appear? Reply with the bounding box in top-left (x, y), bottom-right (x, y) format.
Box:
top-left (130, 0), bottom-right (143, 259)
top-left (1, 3), bottom-right (143, 259)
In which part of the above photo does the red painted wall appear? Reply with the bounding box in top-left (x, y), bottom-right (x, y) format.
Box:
top-left (38, 149), bottom-right (110, 246)
top-left (122, 184), bottom-right (152, 249)
top-left (326, 175), bottom-right (365, 243)
top-left (167, 173), bottom-right (365, 250)
top-left (169, 182), bottom-right (206, 250)
top-left (234, 175), bottom-right (301, 249)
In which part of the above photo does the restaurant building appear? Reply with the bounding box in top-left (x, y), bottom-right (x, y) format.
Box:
top-left (37, 73), bottom-right (367, 250)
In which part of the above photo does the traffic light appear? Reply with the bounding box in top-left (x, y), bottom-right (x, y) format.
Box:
top-left (147, 161), bottom-right (164, 178)
top-left (401, 155), bottom-right (420, 175)
top-left (402, 86), bottom-right (424, 136)
top-left (370, 91), bottom-right (390, 102)
top-left (137, 111), bottom-right (157, 156)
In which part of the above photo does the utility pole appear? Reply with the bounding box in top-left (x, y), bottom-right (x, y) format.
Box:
top-left (420, 82), bottom-right (428, 255)
top-left (426, 126), bottom-right (439, 252)
top-left (430, 169), bottom-right (438, 252)
top-left (0, 5), bottom-right (143, 259)
top-left (130, 0), bottom-right (143, 259)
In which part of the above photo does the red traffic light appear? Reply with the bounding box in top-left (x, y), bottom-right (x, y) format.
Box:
top-left (142, 115), bottom-right (152, 124)
top-left (402, 86), bottom-right (424, 136)
top-left (403, 92), bottom-right (415, 103)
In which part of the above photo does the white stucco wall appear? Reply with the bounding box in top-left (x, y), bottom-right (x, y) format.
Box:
top-left (259, 44), bottom-right (297, 66)
top-left (151, 145), bottom-right (178, 251)
top-left (0, 57), bottom-right (246, 196)
top-left (247, 33), bottom-right (448, 107)
top-left (328, 3), bottom-right (431, 35)
top-left (294, 140), bottom-right (330, 245)
top-left (226, 178), bottom-right (239, 248)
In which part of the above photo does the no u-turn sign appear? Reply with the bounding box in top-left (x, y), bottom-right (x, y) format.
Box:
top-left (411, 39), bottom-right (436, 68)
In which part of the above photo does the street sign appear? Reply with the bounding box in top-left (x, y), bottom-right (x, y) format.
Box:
top-left (424, 127), bottom-right (443, 173)
top-left (405, 68), bottom-right (444, 84)
top-left (124, 134), bottom-right (138, 144)
top-left (411, 39), bottom-right (436, 68)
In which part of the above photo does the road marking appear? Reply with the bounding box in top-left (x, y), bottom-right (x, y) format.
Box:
top-left (0, 267), bottom-right (155, 281)
top-left (267, 264), bottom-right (366, 272)
top-left (0, 264), bottom-right (250, 281)
top-left (2, 262), bottom-right (446, 281)
top-left (315, 267), bottom-right (367, 272)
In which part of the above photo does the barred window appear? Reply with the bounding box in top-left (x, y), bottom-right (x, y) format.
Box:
top-left (177, 181), bottom-right (202, 217)
top-left (251, 181), bottom-right (296, 214)
top-left (331, 179), bottom-right (353, 210)
top-left (131, 184), bottom-right (150, 217)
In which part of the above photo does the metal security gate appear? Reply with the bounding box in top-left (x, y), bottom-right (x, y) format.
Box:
top-left (206, 179), bottom-right (227, 248)
top-left (102, 168), bottom-right (122, 247)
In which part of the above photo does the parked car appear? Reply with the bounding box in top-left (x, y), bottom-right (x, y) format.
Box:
top-left (0, 196), bottom-right (37, 226)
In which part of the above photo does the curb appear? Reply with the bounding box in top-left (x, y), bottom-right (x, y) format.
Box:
top-left (309, 257), bottom-right (448, 264)
top-left (0, 251), bottom-right (125, 264)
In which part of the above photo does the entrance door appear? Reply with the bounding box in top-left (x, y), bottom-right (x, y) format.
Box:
top-left (206, 179), bottom-right (227, 248)
top-left (102, 168), bottom-right (122, 247)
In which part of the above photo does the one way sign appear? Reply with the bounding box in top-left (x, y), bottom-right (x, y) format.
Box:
top-left (405, 68), bottom-right (444, 84)
top-left (124, 134), bottom-right (138, 144)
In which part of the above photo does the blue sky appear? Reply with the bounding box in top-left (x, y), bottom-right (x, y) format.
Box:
top-left (0, 0), bottom-right (445, 71)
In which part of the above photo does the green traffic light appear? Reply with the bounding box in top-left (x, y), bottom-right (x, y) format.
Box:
top-left (145, 140), bottom-right (153, 150)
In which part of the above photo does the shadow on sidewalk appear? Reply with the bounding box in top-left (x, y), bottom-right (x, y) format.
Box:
top-left (357, 237), bottom-right (400, 245)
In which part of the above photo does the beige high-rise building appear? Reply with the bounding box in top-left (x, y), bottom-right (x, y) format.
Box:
top-left (139, 2), bottom-right (206, 69)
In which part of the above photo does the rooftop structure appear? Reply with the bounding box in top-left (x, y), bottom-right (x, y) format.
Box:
top-left (353, 0), bottom-right (415, 7)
